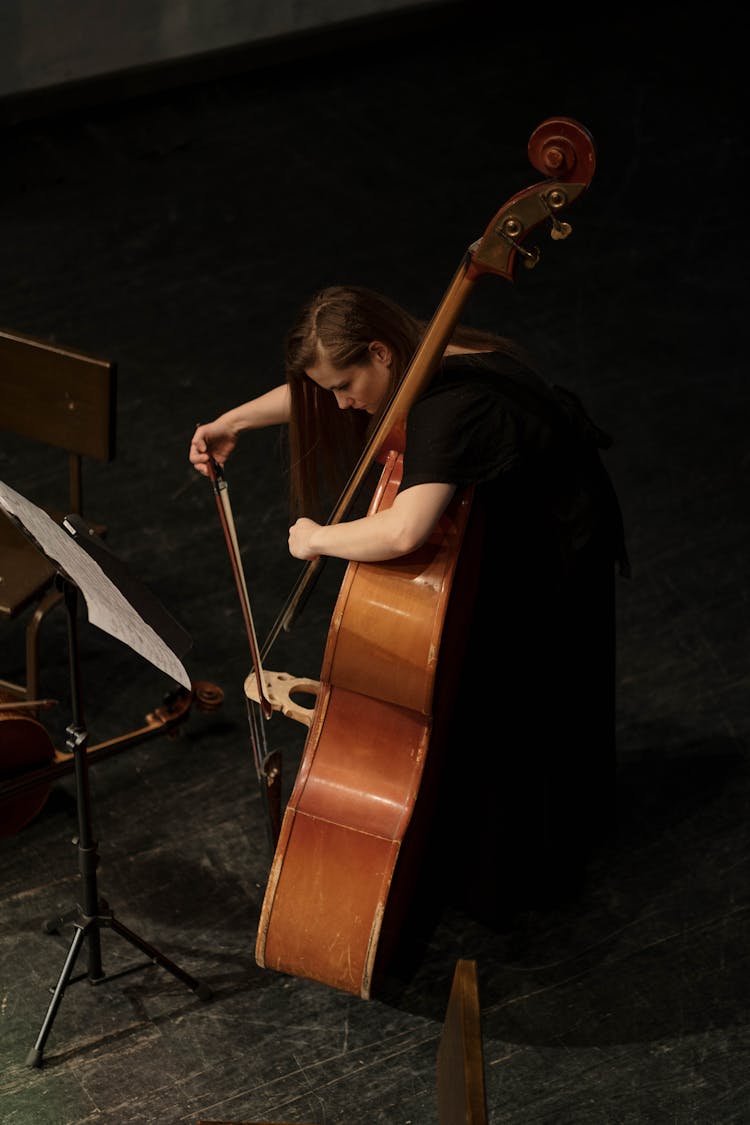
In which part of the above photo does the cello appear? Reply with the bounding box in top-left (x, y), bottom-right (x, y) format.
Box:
top-left (226, 118), bottom-right (597, 997)
top-left (0, 683), bottom-right (223, 837)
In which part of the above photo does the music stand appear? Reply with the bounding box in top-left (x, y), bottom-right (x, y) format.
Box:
top-left (0, 481), bottom-right (212, 1068)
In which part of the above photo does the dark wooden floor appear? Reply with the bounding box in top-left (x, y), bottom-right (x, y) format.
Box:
top-left (1, 7), bottom-right (747, 1123)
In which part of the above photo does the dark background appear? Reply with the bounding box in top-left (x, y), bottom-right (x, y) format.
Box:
top-left (1, 4), bottom-right (747, 1123)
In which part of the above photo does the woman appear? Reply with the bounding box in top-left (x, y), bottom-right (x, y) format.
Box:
top-left (190, 285), bottom-right (628, 922)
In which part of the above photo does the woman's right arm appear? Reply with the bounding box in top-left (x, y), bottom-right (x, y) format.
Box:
top-left (189, 384), bottom-right (291, 476)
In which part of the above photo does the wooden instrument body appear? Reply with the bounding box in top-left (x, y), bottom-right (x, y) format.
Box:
top-left (0, 698), bottom-right (55, 835)
top-left (0, 683), bottom-right (223, 837)
top-left (255, 453), bottom-right (475, 997)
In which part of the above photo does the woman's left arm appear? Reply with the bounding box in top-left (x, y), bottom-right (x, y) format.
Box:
top-left (288, 482), bottom-right (456, 562)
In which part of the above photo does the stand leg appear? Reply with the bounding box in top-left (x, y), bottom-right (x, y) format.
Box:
top-left (42, 907), bottom-right (80, 934)
top-left (109, 914), bottom-right (212, 999)
top-left (26, 920), bottom-right (89, 1068)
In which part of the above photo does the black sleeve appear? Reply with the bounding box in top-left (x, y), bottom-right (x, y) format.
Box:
top-left (400, 371), bottom-right (521, 491)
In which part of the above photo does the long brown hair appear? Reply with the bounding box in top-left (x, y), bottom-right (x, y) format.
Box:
top-left (284, 284), bottom-right (528, 517)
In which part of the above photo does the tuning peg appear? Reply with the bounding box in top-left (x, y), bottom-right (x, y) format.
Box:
top-left (550, 217), bottom-right (572, 241)
top-left (541, 188), bottom-right (573, 241)
top-left (521, 245), bottom-right (540, 269)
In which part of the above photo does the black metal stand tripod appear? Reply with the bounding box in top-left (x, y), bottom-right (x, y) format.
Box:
top-left (26, 578), bottom-right (211, 1068)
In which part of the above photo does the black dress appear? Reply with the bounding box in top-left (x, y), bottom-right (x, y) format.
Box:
top-left (400, 351), bottom-right (628, 921)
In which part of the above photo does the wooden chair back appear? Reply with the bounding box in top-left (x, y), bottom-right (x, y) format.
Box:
top-left (437, 958), bottom-right (488, 1124)
top-left (0, 327), bottom-right (116, 702)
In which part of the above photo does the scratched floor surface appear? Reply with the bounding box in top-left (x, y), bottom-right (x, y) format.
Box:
top-left (0, 6), bottom-right (747, 1124)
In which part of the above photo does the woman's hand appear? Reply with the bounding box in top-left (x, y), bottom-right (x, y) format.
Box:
top-left (189, 387), bottom-right (292, 477)
top-left (189, 420), bottom-right (238, 477)
top-left (288, 517), bottom-right (322, 561)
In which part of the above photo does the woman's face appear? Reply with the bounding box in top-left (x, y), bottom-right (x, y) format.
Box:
top-left (306, 341), bottom-right (392, 415)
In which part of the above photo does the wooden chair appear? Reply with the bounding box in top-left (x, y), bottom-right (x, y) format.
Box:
top-left (437, 958), bottom-right (488, 1124)
top-left (0, 327), bottom-right (116, 704)
top-left (196, 958), bottom-right (487, 1125)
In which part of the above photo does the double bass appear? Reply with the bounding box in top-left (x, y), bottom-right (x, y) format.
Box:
top-left (216, 118), bottom-right (596, 998)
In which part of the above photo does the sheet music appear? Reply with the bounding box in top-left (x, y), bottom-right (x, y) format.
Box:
top-left (0, 480), bottom-right (191, 689)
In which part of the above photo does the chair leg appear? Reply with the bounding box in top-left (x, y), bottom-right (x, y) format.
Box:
top-left (25, 587), bottom-right (63, 705)
top-left (437, 959), bottom-right (487, 1125)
